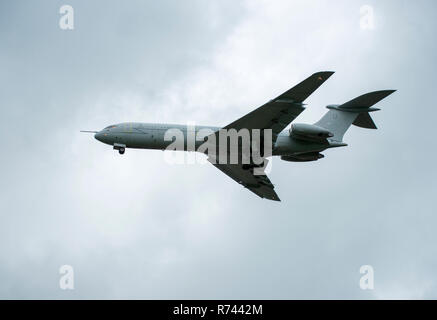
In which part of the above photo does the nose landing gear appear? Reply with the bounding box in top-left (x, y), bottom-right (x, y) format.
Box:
top-left (113, 143), bottom-right (126, 155)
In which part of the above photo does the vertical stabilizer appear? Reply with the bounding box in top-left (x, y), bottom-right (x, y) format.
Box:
top-left (315, 90), bottom-right (395, 141)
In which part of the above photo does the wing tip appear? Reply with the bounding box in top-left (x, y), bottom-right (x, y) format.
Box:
top-left (312, 71), bottom-right (335, 82)
top-left (266, 195), bottom-right (281, 202)
top-left (370, 89), bottom-right (397, 95)
top-left (385, 89), bottom-right (397, 96)
top-left (315, 70), bottom-right (335, 77)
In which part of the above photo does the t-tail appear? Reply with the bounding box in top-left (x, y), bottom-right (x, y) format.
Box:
top-left (315, 90), bottom-right (396, 142)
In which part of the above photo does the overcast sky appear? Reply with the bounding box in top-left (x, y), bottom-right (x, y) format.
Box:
top-left (1, 0), bottom-right (436, 299)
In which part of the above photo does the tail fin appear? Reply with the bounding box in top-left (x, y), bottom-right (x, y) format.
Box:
top-left (315, 90), bottom-right (396, 141)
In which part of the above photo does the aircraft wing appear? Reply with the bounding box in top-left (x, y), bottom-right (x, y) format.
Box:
top-left (205, 72), bottom-right (334, 201)
top-left (208, 157), bottom-right (280, 201)
top-left (222, 71), bottom-right (334, 142)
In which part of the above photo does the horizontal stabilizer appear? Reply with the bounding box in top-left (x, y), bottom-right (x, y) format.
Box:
top-left (353, 112), bottom-right (377, 129)
top-left (316, 89), bottom-right (396, 140)
top-left (336, 90), bottom-right (396, 111)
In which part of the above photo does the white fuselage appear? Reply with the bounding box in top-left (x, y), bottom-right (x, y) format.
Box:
top-left (94, 122), bottom-right (334, 157)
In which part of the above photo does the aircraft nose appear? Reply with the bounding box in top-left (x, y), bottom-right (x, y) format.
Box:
top-left (94, 131), bottom-right (103, 142)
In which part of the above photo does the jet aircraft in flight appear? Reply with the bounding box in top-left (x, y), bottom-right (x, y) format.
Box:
top-left (82, 72), bottom-right (395, 201)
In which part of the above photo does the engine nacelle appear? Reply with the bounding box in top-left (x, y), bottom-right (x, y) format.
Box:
top-left (281, 153), bottom-right (324, 162)
top-left (290, 123), bottom-right (333, 140)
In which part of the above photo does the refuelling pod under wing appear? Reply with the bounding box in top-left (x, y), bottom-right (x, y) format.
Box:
top-left (281, 152), bottom-right (324, 162)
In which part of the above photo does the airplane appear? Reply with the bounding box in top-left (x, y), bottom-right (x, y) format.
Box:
top-left (81, 72), bottom-right (395, 201)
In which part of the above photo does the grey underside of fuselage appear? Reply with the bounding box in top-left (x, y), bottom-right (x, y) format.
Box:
top-left (101, 122), bottom-right (333, 156)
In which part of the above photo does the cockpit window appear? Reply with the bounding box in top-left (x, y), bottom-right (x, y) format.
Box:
top-left (105, 125), bottom-right (117, 129)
